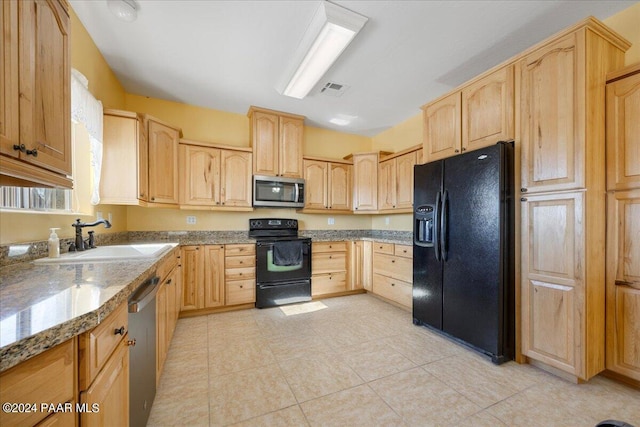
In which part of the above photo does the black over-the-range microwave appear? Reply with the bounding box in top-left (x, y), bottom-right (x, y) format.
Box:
top-left (252, 175), bottom-right (305, 208)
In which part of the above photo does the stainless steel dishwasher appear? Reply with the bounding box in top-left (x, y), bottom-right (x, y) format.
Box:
top-left (128, 274), bottom-right (160, 427)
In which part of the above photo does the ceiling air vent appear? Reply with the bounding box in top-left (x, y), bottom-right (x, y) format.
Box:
top-left (320, 82), bottom-right (349, 97)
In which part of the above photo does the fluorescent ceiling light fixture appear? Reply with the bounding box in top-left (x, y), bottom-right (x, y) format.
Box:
top-left (329, 114), bottom-right (358, 126)
top-left (278, 2), bottom-right (368, 99)
top-left (107, 0), bottom-right (138, 23)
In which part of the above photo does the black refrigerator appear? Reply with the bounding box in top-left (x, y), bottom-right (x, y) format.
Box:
top-left (413, 141), bottom-right (514, 364)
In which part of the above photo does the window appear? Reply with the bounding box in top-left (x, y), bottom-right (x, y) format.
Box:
top-left (0, 186), bottom-right (72, 211)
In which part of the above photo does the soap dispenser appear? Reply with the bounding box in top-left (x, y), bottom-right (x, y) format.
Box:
top-left (48, 228), bottom-right (60, 258)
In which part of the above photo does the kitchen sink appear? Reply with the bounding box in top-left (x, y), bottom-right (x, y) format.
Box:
top-left (33, 243), bottom-right (175, 264)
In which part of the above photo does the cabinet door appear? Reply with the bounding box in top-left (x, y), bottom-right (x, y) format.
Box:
top-left (279, 116), bottom-right (304, 178)
top-left (520, 34), bottom-right (584, 193)
top-left (606, 190), bottom-right (640, 380)
top-left (350, 241), bottom-right (364, 290)
top-left (395, 152), bottom-right (417, 209)
top-left (423, 92), bottom-right (461, 162)
top-left (221, 150), bottom-right (252, 207)
top-left (80, 340), bottom-right (129, 427)
top-left (156, 282), bottom-right (168, 382)
top-left (180, 144), bottom-right (220, 206)
top-left (17, 0), bottom-right (71, 176)
top-left (181, 246), bottom-right (203, 311)
top-left (521, 192), bottom-right (585, 376)
top-left (148, 119), bottom-right (179, 204)
top-left (0, 0), bottom-right (19, 158)
top-left (378, 158), bottom-right (396, 210)
top-left (252, 111), bottom-right (279, 176)
top-left (606, 71), bottom-right (640, 191)
top-left (353, 153), bottom-right (378, 211)
top-left (462, 65), bottom-right (514, 152)
top-left (204, 245), bottom-right (225, 308)
top-left (329, 163), bottom-right (351, 210)
top-left (304, 160), bottom-right (328, 209)
top-left (101, 113), bottom-right (143, 204)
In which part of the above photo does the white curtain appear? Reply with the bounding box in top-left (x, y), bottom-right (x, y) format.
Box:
top-left (71, 69), bottom-right (103, 205)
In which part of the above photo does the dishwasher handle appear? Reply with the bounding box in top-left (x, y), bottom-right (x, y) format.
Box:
top-left (128, 276), bottom-right (160, 313)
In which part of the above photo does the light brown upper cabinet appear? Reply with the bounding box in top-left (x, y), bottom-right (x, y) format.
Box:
top-left (518, 20), bottom-right (629, 382)
top-left (606, 66), bottom-right (640, 191)
top-left (351, 152), bottom-right (381, 212)
top-left (148, 118), bottom-right (180, 204)
top-left (461, 65), bottom-right (514, 152)
top-left (422, 65), bottom-right (514, 163)
top-left (302, 157), bottom-right (352, 212)
top-left (378, 148), bottom-right (419, 212)
top-left (101, 110), bottom-right (181, 206)
top-left (422, 92), bottom-right (461, 162)
top-left (0, 0), bottom-right (72, 188)
top-left (248, 106), bottom-right (305, 178)
top-left (179, 140), bottom-right (252, 209)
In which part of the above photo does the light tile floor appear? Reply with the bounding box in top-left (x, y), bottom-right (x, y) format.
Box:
top-left (148, 294), bottom-right (640, 427)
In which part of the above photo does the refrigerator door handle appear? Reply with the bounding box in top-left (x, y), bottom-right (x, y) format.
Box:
top-left (434, 190), bottom-right (441, 261)
top-left (441, 189), bottom-right (449, 261)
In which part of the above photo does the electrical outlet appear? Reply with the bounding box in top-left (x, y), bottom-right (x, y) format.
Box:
top-left (186, 216), bottom-right (197, 225)
top-left (385, 216), bottom-right (390, 225)
top-left (328, 217), bottom-right (335, 225)
top-left (108, 212), bottom-right (113, 223)
top-left (96, 211), bottom-right (103, 220)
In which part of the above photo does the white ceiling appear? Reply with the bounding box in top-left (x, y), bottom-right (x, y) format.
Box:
top-left (70, 0), bottom-right (635, 137)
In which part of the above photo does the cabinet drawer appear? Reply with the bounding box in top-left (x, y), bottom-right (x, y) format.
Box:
top-left (312, 252), bottom-right (347, 275)
top-left (373, 242), bottom-right (394, 254)
top-left (79, 302), bottom-right (128, 390)
top-left (394, 244), bottom-right (413, 259)
top-left (0, 340), bottom-right (76, 427)
top-left (313, 241), bottom-right (347, 253)
top-left (225, 255), bottom-right (255, 269)
top-left (225, 267), bottom-right (255, 281)
top-left (226, 279), bottom-right (256, 305)
top-left (312, 272), bottom-right (348, 296)
top-left (372, 273), bottom-right (412, 308)
top-left (157, 248), bottom-right (179, 281)
top-left (225, 244), bottom-right (255, 257)
top-left (373, 253), bottom-right (413, 283)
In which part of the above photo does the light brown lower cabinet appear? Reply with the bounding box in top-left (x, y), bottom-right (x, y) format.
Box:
top-left (156, 258), bottom-right (181, 384)
top-left (0, 340), bottom-right (76, 427)
top-left (372, 242), bottom-right (413, 308)
top-left (349, 240), bottom-right (372, 291)
top-left (605, 189), bottom-right (640, 382)
top-left (225, 244), bottom-right (256, 305)
top-left (312, 241), bottom-right (349, 296)
top-left (79, 339), bottom-right (129, 427)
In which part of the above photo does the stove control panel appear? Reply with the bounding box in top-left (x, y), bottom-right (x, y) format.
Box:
top-left (250, 218), bottom-right (297, 230)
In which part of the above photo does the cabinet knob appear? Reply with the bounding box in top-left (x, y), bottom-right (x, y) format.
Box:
top-left (239, 272), bottom-right (243, 276)
top-left (151, 197), bottom-right (155, 201)
top-left (126, 339), bottom-right (137, 347)
top-left (239, 285), bottom-right (243, 288)
top-left (461, 148), bottom-right (466, 152)
top-left (391, 283), bottom-right (395, 286)
top-left (521, 188), bottom-right (528, 193)
top-left (13, 144), bottom-right (25, 153)
top-left (166, 278), bottom-right (172, 285)
top-left (520, 197), bottom-right (528, 202)
top-left (454, 149), bottom-right (460, 153)
top-left (239, 261), bottom-right (243, 264)
top-left (114, 326), bottom-right (125, 336)
top-left (391, 260), bottom-right (395, 263)
top-left (26, 148), bottom-right (38, 157)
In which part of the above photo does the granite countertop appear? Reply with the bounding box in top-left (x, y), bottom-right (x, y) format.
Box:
top-left (0, 244), bottom-right (179, 372)
top-left (0, 230), bottom-right (412, 372)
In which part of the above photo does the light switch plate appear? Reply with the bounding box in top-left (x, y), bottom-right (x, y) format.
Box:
top-left (328, 217), bottom-right (335, 225)
top-left (186, 216), bottom-right (196, 225)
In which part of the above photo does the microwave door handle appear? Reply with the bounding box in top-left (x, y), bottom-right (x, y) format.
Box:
top-left (294, 183), bottom-right (300, 203)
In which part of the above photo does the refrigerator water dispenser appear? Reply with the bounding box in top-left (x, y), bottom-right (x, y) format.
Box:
top-left (415, 205), bottom-right (435, 246)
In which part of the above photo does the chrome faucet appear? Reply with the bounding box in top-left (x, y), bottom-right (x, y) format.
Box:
top-left (70, 218), bottom-right (112, 251)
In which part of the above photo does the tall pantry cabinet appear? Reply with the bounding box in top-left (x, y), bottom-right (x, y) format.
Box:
top-left (604, 64), bottom-right (640, 385)
top-left (518, 20), bottom-right (629, 381)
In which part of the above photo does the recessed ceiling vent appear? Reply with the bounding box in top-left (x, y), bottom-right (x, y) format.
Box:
top-left (320, 82), bottom-right (349, 97)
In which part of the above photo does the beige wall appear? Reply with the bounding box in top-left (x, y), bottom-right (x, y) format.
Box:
top-left (371, 113), bottom-right (422, 153)
top-left (604, 2), bottom-right (640, 65)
